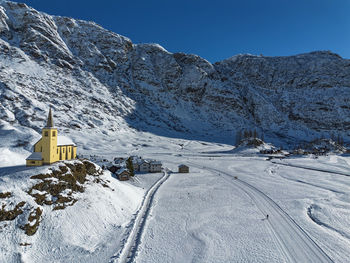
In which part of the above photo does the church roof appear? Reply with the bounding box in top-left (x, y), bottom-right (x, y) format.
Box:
top-left (57, 136), bottom-right (76, 146)
top-left (26, 152), bottom-right (42, 160)
top-left (45, 108), bottom-right (54, 128)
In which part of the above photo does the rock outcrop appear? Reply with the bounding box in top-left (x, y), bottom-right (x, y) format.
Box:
top-left (1, 1), bottom-right (350, 145)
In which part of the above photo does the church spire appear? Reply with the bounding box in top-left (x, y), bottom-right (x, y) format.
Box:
top-left (46, 107), bottom-right (54, 128)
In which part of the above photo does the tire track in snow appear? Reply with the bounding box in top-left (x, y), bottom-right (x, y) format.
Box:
top-left (188, 162), bottom-right (333, 263)
top-left (110, 170), bottom-right (170, 263)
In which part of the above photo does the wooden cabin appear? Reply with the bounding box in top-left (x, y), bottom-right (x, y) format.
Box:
top-left (178, 164), bottom-right (189, 173)
top-left (117, 169), bottom-right (130, 181)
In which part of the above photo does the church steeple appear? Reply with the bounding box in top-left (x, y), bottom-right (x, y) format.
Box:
top-left (26, 106), bottom-right (77, 166)
top-left (46, 107), bottom-right (54, 128)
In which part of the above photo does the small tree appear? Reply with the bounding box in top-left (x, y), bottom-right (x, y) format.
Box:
top-left (253, 129), bottom-right (258, 139)
top-left (126, 157), bottom-right (135, 177)
top-left (331, 132), bottom-right (335, 141)
top-left (243, 130), bottom-right (249, 138)
top-left (248, 130), bottom-right (253, 138)
top-left (236, 130), bottom-right (242, 145)
top-left (337, 134), bottom-right (341, 145)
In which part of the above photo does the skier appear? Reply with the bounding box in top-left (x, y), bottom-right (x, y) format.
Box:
top-left (266, 214), bottom-right (269, 219)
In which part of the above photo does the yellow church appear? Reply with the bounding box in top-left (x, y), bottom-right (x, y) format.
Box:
top-left (26, 108), bottom-right (77, 166)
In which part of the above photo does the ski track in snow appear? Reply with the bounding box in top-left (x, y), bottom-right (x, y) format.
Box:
top-left (307, 204), bottom-right (350, 241)
top-left (269, 164), bottom-right (346, 195)
top-left (188, 162), bottom-right (334, 263)
top-left (271, 161), bottom-right (350, 177)
top-left (110, 170), bottom-right (171, 263)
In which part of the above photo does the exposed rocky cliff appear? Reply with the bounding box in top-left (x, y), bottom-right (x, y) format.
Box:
top-left (1, 1), bottom-right (350, 146)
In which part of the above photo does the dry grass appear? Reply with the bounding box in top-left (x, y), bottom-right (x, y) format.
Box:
top-left (21, 207), bottom-right (42, 236)
top-left (30, 173), bottom-right (51, 180)
top-left (28, 160), bottom-right (105, 212)
top-left (0, 201), bottom-right (26, 221)
top-left (30, 193), bottom-right (53, 206)
top-left (1, 160), bottom-right (105, 236)
top-left (27, 161), bottom-right (100, 210)
top-left (0, 192), bottom-right (12, 199)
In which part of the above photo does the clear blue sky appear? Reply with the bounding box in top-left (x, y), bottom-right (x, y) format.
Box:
top-left (13, 0), bottom-right (350, 62)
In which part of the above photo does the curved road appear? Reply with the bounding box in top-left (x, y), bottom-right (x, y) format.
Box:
top-left (188, 162), bottom-right (333, 263)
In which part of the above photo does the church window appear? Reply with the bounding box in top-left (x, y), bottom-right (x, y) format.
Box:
top-left (63, 148), bottom-right (65, 153)
top-left (52, 131), bottom-right (56, 137)
top-left (44, 131), bottom-right (48, 136)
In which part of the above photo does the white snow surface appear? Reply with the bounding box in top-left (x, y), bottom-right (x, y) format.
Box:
top-left (57, 135), bottom-right (76, 146)
top-left (0, 1), bottom-right (350, 262)
top-left (1, 124), bottom-right (350, 262)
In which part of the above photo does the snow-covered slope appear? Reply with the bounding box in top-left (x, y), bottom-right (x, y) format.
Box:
top-left (2, 3), bottom-right (350, 262)
top-left (0, 160), bottom-right (146, 263)
top-left (1, 1), bottom-right (350, 147)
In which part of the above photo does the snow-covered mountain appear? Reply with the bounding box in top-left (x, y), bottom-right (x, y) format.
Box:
top-left (3, 3), bottom-right (350, 262)
top-left (1, 1), bottom-right (350, 147)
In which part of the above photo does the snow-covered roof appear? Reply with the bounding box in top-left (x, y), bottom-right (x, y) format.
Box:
top-left (178, 164), bottom-right (188, 168)
top-left (117, 167), bottom-right (129, 174)
top-left (26, 152), bottom-right (42, 160)
top-left (57, 136), bottom-right (76, 146)
top-left (137, 159), bottom-right (147, 165)
top-left (150, 161), bottom-right (162, 165)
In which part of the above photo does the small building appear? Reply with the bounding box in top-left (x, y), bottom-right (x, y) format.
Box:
top-left (26, 108), bottom-right (77, 166)
top-left (149, 161), bottom-right (162, 172)
top-left (25, 152), bottom-right (43, 166)
top-left (178, 164), bottom-right (189, 173)
top-left (133, 162), bottom-right (140, 172)
top-left (117, 168), bottom-right (130, 181)
top-left (139, 160), bottom-right (150, 172)
top-left (132, 159), bottom-right (141, 172)
top-left (114, 157), bottom-right (125, 164)
top-left (130, 156), bottom-right (162, 173)
top-left (108, 165), bottom-right (121, 174)
top-left (131, 156), bottom-right (144, 172)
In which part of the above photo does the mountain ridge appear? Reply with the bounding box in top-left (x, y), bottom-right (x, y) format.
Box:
top-left (1, 0), bottom-right (350, 147)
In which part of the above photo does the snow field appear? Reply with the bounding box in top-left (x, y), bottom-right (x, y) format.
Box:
top-left (196, 156), bottom-right (350, 262)
top-left (135, 166), bottom-right (284, 263)
top-left (1, 129), bottom-right (350, 262)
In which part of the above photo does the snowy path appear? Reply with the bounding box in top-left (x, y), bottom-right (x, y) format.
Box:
top-left (111, 170), bottom-right (171, 263)
top-left (188, 162), bottom-right (333, 263)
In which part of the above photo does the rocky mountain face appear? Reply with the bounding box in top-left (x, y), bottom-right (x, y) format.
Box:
top-left (1, 1), bottom-right (350, 146)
